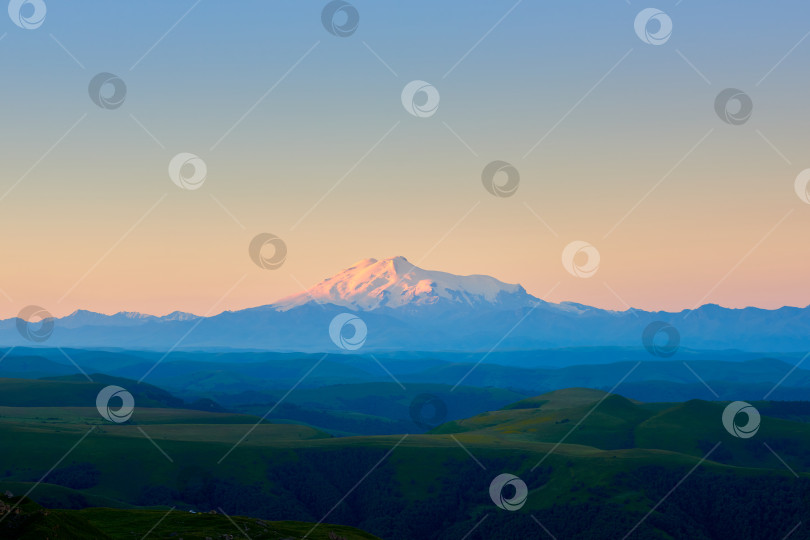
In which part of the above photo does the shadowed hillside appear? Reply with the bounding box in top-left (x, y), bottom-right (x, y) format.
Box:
top-left (0, 380), bottom-right (807, 539)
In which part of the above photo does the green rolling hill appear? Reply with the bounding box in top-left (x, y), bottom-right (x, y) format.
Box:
top-left (0, 494), bottom-right (381, 539)
top-left (0, 378), bottom-right (807, 539)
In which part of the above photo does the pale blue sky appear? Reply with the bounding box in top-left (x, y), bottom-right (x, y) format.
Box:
top-left (2, 1), bottom-right (810, 316)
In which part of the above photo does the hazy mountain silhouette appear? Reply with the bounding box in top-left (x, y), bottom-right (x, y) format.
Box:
top-left (3, 257), bottom-right (810, 352)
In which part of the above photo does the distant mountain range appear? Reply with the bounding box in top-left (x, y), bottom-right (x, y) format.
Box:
top-left (3, 256), bottom-right (810, 352)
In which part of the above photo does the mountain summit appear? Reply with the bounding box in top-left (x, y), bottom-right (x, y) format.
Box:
top-left (2, 257), bottom-right (810, 351)
top-left (274, 256), bottom-right (537, 311)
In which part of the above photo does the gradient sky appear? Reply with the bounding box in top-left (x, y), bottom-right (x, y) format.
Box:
top-left (2, 0), bottom-right (810, 318)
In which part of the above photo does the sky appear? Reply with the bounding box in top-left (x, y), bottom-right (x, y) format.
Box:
top-left (1, 0), bottom-right (810, 318)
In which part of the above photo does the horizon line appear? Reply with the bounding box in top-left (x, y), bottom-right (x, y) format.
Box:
top-left (8, 298), bottom-right (810, 322)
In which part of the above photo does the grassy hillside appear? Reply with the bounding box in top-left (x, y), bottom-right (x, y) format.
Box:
top-left (501, 387), bottom-right (611, 409)
top-left (0, 379), bottom-right (808, 539)
top-left (0, 494), bottom-right (109, 539)
top-left (0, 376), bottom-right (184, 409)
top-left (223, 382), bottom-right (528, 435)
top-left (435, 389), bottom-right (652, 450)
top-left (0, 495), bottom-right (381, 539)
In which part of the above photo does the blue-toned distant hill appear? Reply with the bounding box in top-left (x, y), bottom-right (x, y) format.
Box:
top-left (2, 256), bottom-right (810, 352)
top-left (2, 349), bottom-right (810, 438)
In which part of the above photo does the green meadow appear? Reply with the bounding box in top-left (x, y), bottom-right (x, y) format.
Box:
top-left (0, 378), bottom-right (807, 539)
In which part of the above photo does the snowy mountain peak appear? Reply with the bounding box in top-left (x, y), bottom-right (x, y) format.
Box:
top-left (274, 256), bottom-right (538, 311)
top-left (160, 311), bottom-right (200, 321)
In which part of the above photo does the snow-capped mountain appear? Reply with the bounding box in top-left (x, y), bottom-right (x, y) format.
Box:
top-left (274, 256), bottom-right (538, 311)
top-left (1, 256), bottom-right (809, 352)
